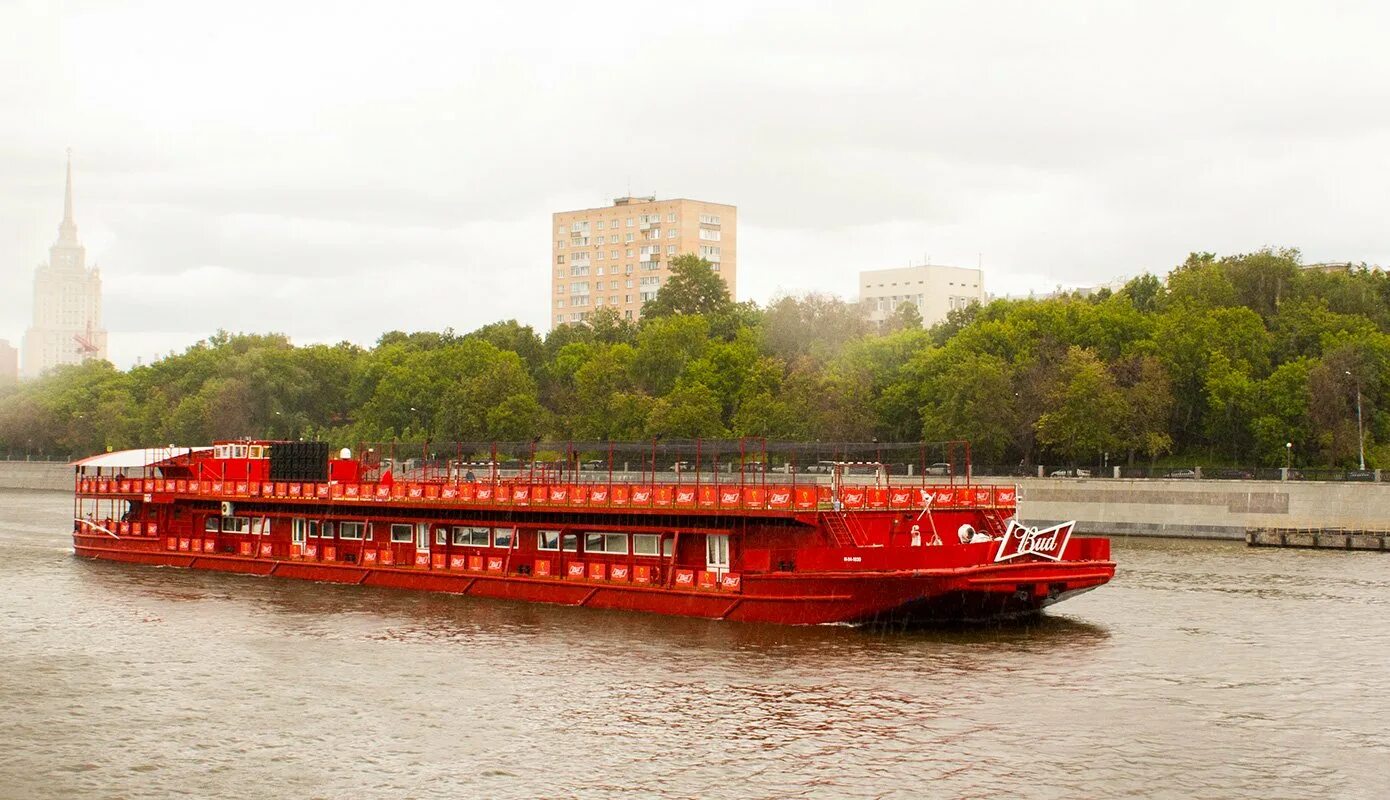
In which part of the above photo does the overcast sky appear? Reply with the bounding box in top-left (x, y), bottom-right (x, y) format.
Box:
top-left (2, 0), bottom-right (1388, 368)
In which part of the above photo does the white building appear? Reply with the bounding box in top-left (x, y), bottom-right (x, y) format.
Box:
top-left (22, 153), bottom-right (107, 378)
top-left (859, 263), bottom-right (985, 327)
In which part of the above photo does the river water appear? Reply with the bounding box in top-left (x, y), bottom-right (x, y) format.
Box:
top-left (1, 489), bottom-right (1387, 799)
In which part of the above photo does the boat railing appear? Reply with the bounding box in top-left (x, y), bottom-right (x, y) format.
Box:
top-left (354, 438), bottom-right (975, 488)
top-left (74, 474), bottom-right (1019, 514)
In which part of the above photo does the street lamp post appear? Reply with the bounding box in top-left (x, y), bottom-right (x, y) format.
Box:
top-left (1285, 442), bottom-right (1292, 473)
top-left (1345, 371), bottom-right (1366, 471)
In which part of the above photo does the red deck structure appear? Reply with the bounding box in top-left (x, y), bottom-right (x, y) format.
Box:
top-left (70, 439), bottom-right (1113, 626)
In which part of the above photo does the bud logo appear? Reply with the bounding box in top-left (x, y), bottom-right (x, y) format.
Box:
top-left (843, 491), bottom-right (865, 504)
top-left (633, 489), bottom-right (652, 503)
top-left (591, 489), bottom-right (608, 502)
top-left (676, 490), bottom-right (695, 503)
top-left (721, 490), bottom-right (741, 504)
top-left (551, 488), bottom-right (568, 501)
top-left (996, 488), bottom-right (1017, 505)
top-left (994, 520), bottom-right (1075, 562)
top-left (770, 491), bottom-right (790, 504)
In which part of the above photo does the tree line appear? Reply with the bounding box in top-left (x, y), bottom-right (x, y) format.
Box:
top-left (0, 250), bottom-right (1384, 469)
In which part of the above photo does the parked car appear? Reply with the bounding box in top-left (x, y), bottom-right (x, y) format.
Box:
top-left (1165, 468), bottom-right (1197, 479)
top-left (740, 461), bottom-right (767, 473)
top-left (670, 461), bottom-right (693, 473)
top-left (802, 462), bottom-right (834, 474)
top-left (579, 459), bottom-right (606, 471)
top-left (924, 462), bottom-right (952, 476)
top-left (1049, 468), bottom-right (1092, 478)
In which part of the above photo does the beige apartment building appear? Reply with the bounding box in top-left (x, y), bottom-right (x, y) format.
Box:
top-left (551, 196), bottom-right (736, 326)
top-left (859, 263), bottom-right (985, 327)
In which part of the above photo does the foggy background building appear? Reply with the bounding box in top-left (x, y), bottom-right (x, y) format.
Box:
top-left (0, 339), bottom-right (17, 384)
top-left (858, 263), bottom-right (986, 327)
top-left (21, 154), bottom-right (107, 378)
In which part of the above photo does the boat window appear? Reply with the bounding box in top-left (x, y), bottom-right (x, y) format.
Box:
top-left (251, 517), bottom-right (264, 536)
top-left (434, 527), bottom-right (447, 546)
top-left (493, 528), bottom-right (514, 548)
top-left (365, 523), bottom-right (373, 541)
top-left (232, 445), bottom-right (248, 459)
top-left (221, 516), bottom-right (249, 534)
top-left (390, 523), bottom-right (413, 543)
top-left (248, 445), bottom-right (265, 459)
top-left (321, 521), bottom-right (334, 539)
top-left (308, 520), bottom-right (320, 539)
top-left (204, 517), bottom-right (219, 533)
top-left (633, 534), bottom-right (660, 556)
top-left (584, 532), bottom-right (628, 554)
top-left (340, 521), bottom-right (366, 540)
top-left (562, 533), bottom-right (578, 552)
top-left (663, 538), bottom-right (674, 557)
top-left (537, 530), bottom-right (560, 551)
top-left (452, 527), bottom-right (489, 547)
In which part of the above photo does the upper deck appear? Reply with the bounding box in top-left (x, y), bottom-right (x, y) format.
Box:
top-left (72, 438), bottom-right (1017, 518)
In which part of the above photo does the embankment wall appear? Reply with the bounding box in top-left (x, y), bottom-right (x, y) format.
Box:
top-left (0, 462), bottom-right (72, 492)
top-left (1007, 477), bottom-right (1390, 540)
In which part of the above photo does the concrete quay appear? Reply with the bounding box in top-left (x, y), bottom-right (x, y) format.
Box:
top-left (0, 461), bottom-right (72, 492)
top-left (999, 476), bottom-right (1390, 541)
top-left (1246, 528), bottom-right (1388, 551)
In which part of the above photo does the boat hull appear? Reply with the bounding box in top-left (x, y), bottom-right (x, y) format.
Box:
top-left (72, 535), bottom-right (1114, 626)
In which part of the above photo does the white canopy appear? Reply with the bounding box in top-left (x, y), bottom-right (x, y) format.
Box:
top-left (71, 446), bottom-right (211, 470)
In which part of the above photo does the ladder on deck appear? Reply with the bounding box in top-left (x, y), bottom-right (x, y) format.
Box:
top-left (823, 511), bottom-right (865, 547)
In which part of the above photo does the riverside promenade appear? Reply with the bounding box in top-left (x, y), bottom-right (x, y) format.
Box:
top-left (6, 460), bottom-right (1386, 541)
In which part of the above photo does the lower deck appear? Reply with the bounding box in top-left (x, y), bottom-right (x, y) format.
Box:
top-left (71, 491), bottom-right (1112, 625)
top-left (72, 532), bottom-right (1112, 626)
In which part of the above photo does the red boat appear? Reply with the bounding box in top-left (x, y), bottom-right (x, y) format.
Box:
top-left (69, 439), bottom-right (1114, 626)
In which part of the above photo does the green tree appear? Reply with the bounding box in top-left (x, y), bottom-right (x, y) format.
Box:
top-left (629, 315), bottom-right (710, 395)
top-left (1035, 346), bottom-right (1125, 466)
top-left (644, 382), bottom-right (727, 439)
top-left (884, 301), bottom-right (923, 333)
top-left (1120, 273), bottom-right (1164, 313)
top-left (640, 255), bottom-right (732, 319)
top-left (919, 351), bottom-right (1019, 464)
top-left (1114, 355), bottom-right (1174, 464)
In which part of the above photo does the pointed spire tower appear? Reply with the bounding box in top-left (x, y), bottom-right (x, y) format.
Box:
top-left (23, 148), bottom-right (106, 377)
top-left (57, 148), bottom-right (78, 244)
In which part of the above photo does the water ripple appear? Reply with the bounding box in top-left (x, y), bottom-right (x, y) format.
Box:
top-left (1, 494), bottom-right (1388, 799)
